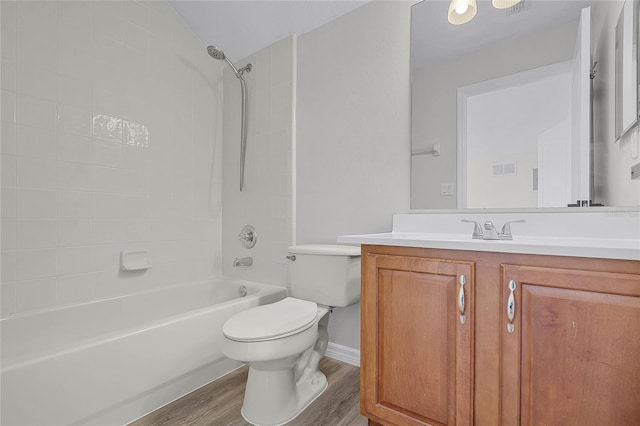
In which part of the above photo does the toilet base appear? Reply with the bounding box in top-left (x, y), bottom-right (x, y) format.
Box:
top-left (241, 368), bottom-right (328, 426)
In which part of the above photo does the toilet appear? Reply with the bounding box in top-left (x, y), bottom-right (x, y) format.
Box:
top-left (222, 244), bottom-right (361, 426)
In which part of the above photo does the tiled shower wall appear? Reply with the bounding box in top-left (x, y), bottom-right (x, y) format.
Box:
top-left (221, 36), bottom-right (295, 287)
top-left (1, 1), bottom-right (223, 316)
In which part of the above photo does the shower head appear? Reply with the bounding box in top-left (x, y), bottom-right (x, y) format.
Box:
top-left (206, 45), bottom-right (251, 80)
top-left (207, 45), bottom-right (226, 60)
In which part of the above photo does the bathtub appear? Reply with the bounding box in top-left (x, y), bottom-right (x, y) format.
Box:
top-left (0, 279), bottom-right (287, 426)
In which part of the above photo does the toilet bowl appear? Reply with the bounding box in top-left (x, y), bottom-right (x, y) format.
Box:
top-left (223, 298), bottom-right (330, 426)
top-left (221, 244), bottom-right (361, 426)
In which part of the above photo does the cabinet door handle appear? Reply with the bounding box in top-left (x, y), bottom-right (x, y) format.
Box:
top-left (507, 280), bottom-right (516, 333)
top-left (458, 275), bottom-right (466, 325)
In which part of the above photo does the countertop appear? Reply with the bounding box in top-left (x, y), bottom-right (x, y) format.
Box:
top-left (337, 210), bottom-right (640, 261)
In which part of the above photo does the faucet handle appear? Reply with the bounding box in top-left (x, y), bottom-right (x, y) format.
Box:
top-left (499, 220), bottom-right (525, 240)
top-left (461, 219), bottom-right (483, 239)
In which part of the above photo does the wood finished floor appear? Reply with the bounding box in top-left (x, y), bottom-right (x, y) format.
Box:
top-left (129, 357), bottom-right (367, 426)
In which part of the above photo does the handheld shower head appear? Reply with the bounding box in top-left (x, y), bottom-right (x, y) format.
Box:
top-left (207, 45), bottom-right (226, 60)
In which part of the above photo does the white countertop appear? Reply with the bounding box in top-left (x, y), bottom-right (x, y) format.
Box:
top-left (337, 232), bottom-right (640, 260)
top-left (337, 209), bottom-right (640, 261)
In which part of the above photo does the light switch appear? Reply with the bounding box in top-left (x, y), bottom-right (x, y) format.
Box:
top-left (440, 183), bottom-right (454, 196)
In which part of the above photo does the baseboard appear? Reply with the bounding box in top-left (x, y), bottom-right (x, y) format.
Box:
top-left (325, 342), bottom-right (360, 367)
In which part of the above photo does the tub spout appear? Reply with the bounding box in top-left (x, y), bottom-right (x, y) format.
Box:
top-left (233, 257), bottom-right (253, 267)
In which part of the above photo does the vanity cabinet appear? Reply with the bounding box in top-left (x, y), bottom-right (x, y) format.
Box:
top-left (360, 245), bottom-right (640, 426)
top-left (360, 251), bottom-right (475, 426)
top-left (500, 264), bottom-right (640, 425)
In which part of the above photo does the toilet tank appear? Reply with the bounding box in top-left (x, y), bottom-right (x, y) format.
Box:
top-left (287, 244), bottom-right (361, 307)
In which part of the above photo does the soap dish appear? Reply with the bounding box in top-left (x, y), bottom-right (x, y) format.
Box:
top-left (120, 250), bottom-right (152, 271)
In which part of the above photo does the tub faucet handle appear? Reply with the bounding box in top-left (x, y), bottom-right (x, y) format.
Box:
top-left (238, 225), bottom-right (257, 249)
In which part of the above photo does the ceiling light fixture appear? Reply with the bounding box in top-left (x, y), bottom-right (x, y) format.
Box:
top-left (448, 0), bottom-right (522, 25)
top-left (492, 0), bottom-right (521, 9)
top-left (448, 0), bottom-right (477, 25)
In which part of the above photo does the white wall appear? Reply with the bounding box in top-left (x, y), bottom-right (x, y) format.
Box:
top-left (1, 1), bottom-right (222, 316)
top-left (592, 0), bottom-right (640, 206)
top-left (296, 1), bottom-right (412, 350)
top-left (221, 36), bottom-right (296, 287)
top-left (411, 21), bottom-right (578, 208)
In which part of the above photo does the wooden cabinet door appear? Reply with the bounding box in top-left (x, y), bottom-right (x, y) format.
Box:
top-left (361, 252), bottom-right (474, 426)
top-left (500, 265), bottom-right (640, 426)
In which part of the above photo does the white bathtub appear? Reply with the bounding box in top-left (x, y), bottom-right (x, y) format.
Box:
top-left (0, 279), bottom-right (287, 426)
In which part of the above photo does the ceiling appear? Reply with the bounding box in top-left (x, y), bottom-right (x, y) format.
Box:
top-left (169, 0), bottom-right (369, 62)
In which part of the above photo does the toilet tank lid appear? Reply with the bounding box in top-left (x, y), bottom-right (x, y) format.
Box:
top-left (287, 244), bottom-right (360, 256)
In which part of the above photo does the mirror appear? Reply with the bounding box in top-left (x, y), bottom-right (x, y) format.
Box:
top-left (411, 0), bottom-right (639, 209)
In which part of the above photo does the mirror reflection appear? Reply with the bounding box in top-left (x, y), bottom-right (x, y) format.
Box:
top-left (411, 0), bottom-right (639, 209)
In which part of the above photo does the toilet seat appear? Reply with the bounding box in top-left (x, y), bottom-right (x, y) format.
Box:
top-left (223, 297), bottom-right (318, 342)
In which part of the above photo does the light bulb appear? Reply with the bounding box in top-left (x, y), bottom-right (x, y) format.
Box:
top-left (455, 1), bottom-right (469, 14)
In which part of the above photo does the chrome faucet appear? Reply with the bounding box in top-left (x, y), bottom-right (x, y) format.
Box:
top-left (462, 219), bottom-right (525, 240)
top-left (233, 256), bottom-right (253, 267)
top-left (483, 221), bottom-right (499, 240)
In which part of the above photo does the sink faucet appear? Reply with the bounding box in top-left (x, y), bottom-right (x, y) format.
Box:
top-left (233, 257), bottom-right (253, 267)
top-left (483, 221), bottom-right (499, 240)
top-left (462, 219), bottom-right (525, 240)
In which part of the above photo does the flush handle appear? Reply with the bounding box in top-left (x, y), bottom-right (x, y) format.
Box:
top-left (507, 280), bottom-right (516, 333)
top-left (458, 275), bottom-right (466, 325)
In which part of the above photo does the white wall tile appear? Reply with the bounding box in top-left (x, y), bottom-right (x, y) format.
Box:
top-left (17, 156), bottom-right (57, 189)
top-left (92, 192), bottom-right (124, 218)
top-left (58, 76), bottom-right (93, 109)
top-left (124, 21), bottom-right (148, 53)
top-left (58, 133), bottom-right (92, 164)
top-left (16, 1), bottom-right (58, 73)
top-left (4, 0), bottom-right (222, 316)
top-left (1, 187), bottom-right (17, 218)
top-left (57, 246), bottom-right (91, 276)
top-left (91, 244), bottom-right (122, 273)
top-left (58, 219), bottom-right (91, 247)
top-left (57, 273), bottom-right (94, 305)
top-left (1, 1), bottom-right (17, 63)
top-left (2, 59), bottom-right (17, 92)
top-left (58, 105), bottom-right (92, 136)
top-left (93, 219), bottom-right (125, 244)
top-left (1, 250), bottom-right (17, 282)
top-left (2, 89), bottom-right (16, 124)
top-left (1, 280), bottom-right (16, 317)
top-left (1, 122), bottom-right (17, 155)
top-left (92, 166), bottom-right (124, 193)
top-left (16, 63), bottom-right (58, 101)
top-left (58, 161), bottom-right (93, 191)
top-left (17, 125), bottom-right (57, 159)
top-left (2, 219), bottom-right (17, 250)
top-left (15, 277), bottom-right (57, 312)
top-left (17, 220), bottom-right (58, 249)
top-left (16, 248), bottom-right (57, 281)
top-left (92, 139), bottom-right (122, 168)
top-left (58, 190), bottom-right (92, 218)
top-left (16, 94), bottom-right (57, 129)
top-left (93, 3), bottom-right (125, 43)
top-left (123, 1), bottom-right (150, 30)
top-left (2, 154), bottom-right (17, 187)
top-left (16, 188), bottom-right (57, 219)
